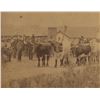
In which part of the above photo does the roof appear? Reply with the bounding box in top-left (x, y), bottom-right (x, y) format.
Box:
top-left (57, 30), bottom-right (71, 39)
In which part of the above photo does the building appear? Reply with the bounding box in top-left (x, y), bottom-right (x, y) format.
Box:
top-left (48, 27), bottom-right (57, 40)
top-left (34, 35), bottom-right (48, 43)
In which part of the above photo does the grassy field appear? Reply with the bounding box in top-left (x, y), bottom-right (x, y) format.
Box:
top-left (1, 57), bottom-right (100, 88)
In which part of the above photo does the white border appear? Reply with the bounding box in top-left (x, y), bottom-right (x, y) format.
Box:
top-left (0, 0), bottom-right (100, 11)
top-left (0, 88), bottom-right (100, 100)
top-left (0, 0), bottom-right (100, 100)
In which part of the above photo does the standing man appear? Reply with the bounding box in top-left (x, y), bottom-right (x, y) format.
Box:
top-left (28, 35), bottom-right (35, 60)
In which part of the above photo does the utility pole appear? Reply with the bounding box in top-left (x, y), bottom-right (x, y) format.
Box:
top-left (17, 15), bottom-right (23, 39)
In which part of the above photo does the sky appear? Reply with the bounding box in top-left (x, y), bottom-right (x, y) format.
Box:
top-left (1, 12), bottom-right (100, 37)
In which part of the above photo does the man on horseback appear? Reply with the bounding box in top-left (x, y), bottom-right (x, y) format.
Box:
top-left (76, 35), bottom-right (91, 65)
top-left (71, 35), bottom-right (91, 65)
top-left (78, 35), bottom-right (90, 46)
top-left (79, 36), bottom-right (85, 46)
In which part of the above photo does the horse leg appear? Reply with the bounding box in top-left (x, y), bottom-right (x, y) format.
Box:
top-left (55, 59), bottom-right (57, 68)
top-left (15, 50), bottom-right (17, 58)
top-left (31, 51), bottom-right (33, 60)
top-left (17, 51), bottom-right (20, 61)
top-left (63, 58), bottom-right (67, 67)
top-left (76, 58), bottom-right (80, 66)
top-left (60, 58), bottom-right (63, 66)
top-left (91, 55), bottom-right (93, 64)
top-left (37, 57), bottom-right (40, 67)
top-left (29, 47), bottom-right (33, 60)
top-left (93, 55), bottom-right (95, 63)
top-left (96, 55), bottom-right (98, 63)
top-left (67, 57), bottom-right (70, 65)
top-left (46, 55), bottom-right (49, 67)
top-left (29, 48), bottom-right (31, 60)
top-left (88, 55), bottom-right (91, 64)
top-left (17, 50), bottom-right (21, 61)
top-left (86, 56), bottom-right (89, 65)
top-left (8, 53), bottom-right (11, 62)
top-left (29, 49), bottom-right (32, 60)
top-left (20, 50), bottom-right (22, 61)
top-left (13, 49), bottom-right (16, 58)
top-left (19, 52), bottom-right (21, 61)
top-left (42, 56), bottom-right (45, 67)
top-left (83, 57), bottom-right (86, 65)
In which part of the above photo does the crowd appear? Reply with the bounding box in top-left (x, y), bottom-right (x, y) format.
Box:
top-left (1, 34), bottom-right (100, 67)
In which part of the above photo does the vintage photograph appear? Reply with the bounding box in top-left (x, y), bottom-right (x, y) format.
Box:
top-left (1, 12), bottom-right (100, 88)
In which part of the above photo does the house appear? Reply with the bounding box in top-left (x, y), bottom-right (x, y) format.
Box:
top-left (48, 27), bottom-right (57, 40)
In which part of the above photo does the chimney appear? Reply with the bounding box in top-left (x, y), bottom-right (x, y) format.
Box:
top-left (64, 25), bottom-right (67, 33)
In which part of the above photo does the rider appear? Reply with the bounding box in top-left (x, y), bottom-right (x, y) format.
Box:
top-left (78, 35), bottom-right (89, 46)
top-left (79, 36), bottom-right (85, 45)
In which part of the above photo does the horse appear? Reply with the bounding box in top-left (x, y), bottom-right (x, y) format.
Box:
top-left (50, 41), bottom-right (64, 67)
top-left (51, 32), bottom-right (72, 67)
top-left (71, 43), bottom-right (91, 65)
top-left (34, 42), bottom-right (53, 67)
top-left (89, 39), bottom-right (100, 64)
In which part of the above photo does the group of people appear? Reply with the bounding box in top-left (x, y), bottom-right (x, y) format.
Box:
top-left (1, 35), bottom-right (35, 62)
top-left (1, 34), bottom-right (100, 67)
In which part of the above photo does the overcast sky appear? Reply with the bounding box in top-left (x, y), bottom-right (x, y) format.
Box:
top-left (1, 12), bottom-right (100, 35)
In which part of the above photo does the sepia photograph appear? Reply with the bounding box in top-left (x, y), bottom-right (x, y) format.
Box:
top-left (1, 12), bottom-right (100, 88)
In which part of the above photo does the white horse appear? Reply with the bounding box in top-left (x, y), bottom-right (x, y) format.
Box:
top-left (90, 39), bottom-right (100, 64)
top-left (53, 32), bottom-right (74, 67)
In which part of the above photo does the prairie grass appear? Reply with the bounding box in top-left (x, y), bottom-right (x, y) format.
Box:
top-left (2, 65), bottom-right (100, 88)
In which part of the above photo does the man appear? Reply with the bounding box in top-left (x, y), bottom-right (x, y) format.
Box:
top-left (28, 36), bottom-right (35, 60)
top-left (79, 36), bottom-right (90, 46)
top-left (2, 40), bottom-right (12, 62)
top-left (31, 34), bottom-right (35, 43)
top-left (79, 36), bottom-right (85, 45)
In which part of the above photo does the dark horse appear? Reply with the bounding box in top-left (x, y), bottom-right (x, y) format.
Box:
top-left (71, 44), bottom-right (91, 65)
top-left (34, 42), bottom-right (53, 67)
